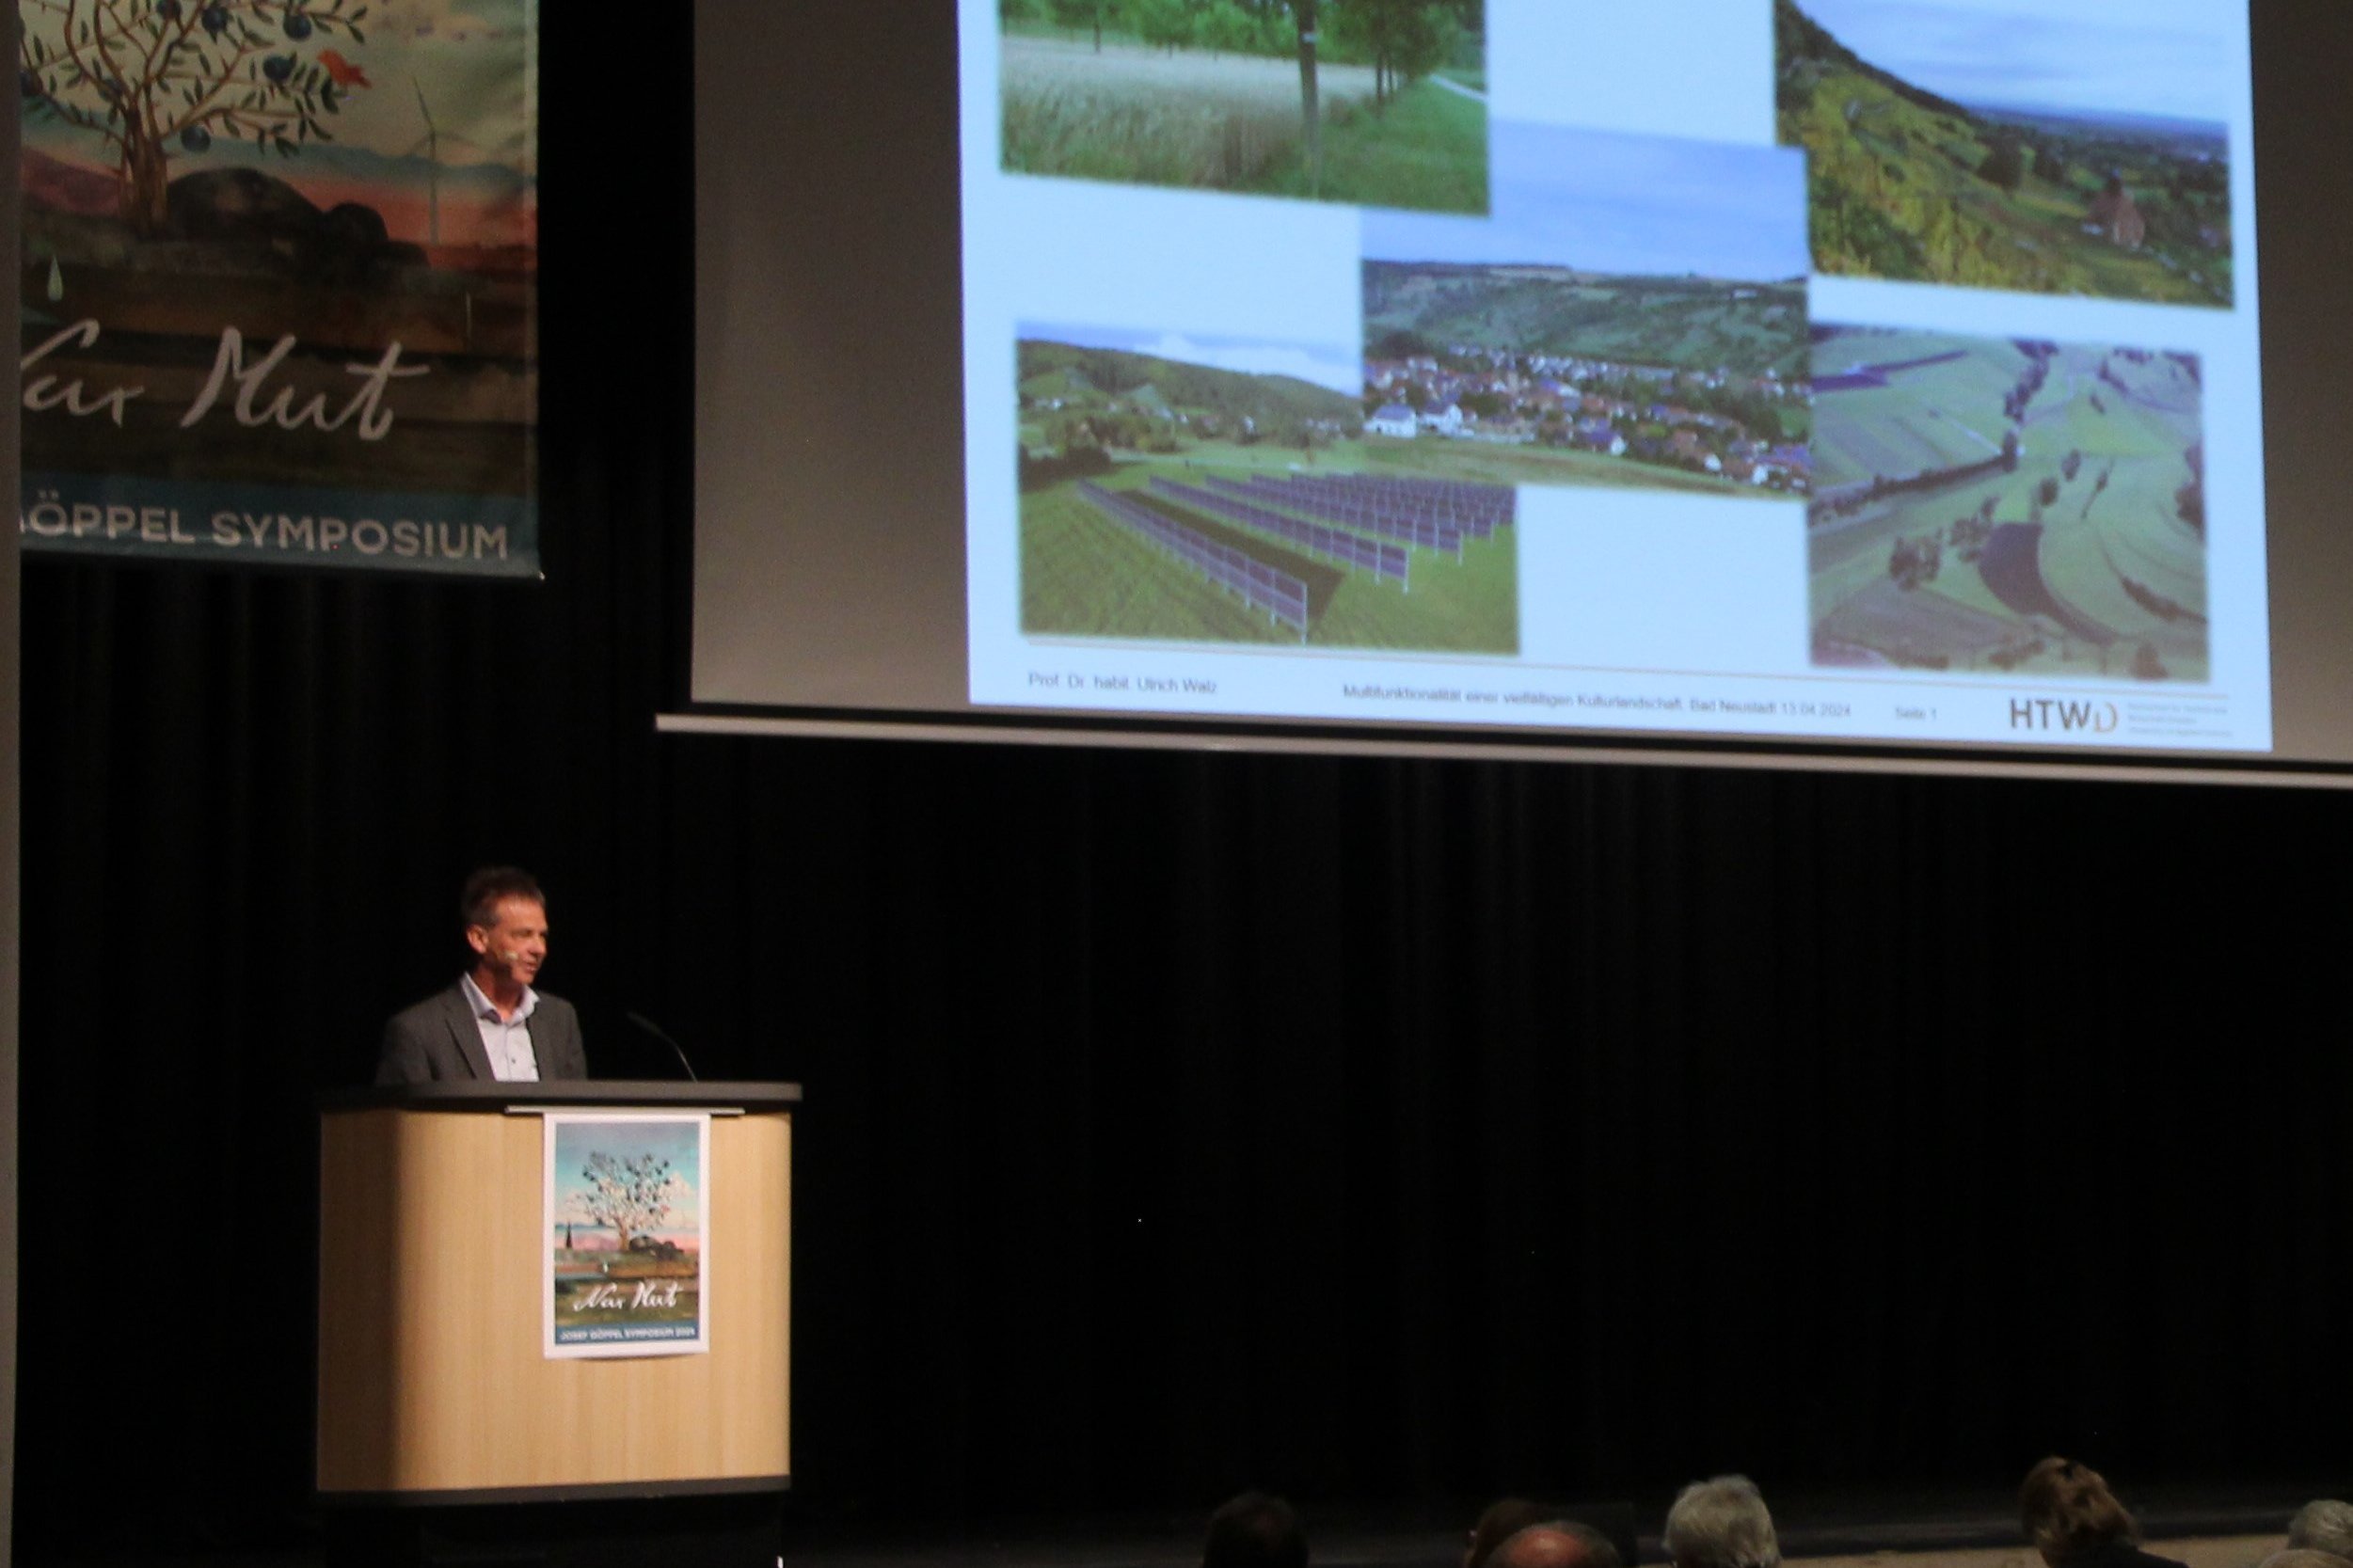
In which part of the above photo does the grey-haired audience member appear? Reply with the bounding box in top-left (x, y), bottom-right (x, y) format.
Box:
top-left (1204, 1492), bottom-right (1309, 1568)
top-left (2289, 1504), bottom-right (2353, 1563)
top-left (1490, 1522), bottom-right (1623, 1568)
top-left (2260, 1553), bottom-right (2353, 1568)
top-left (1664, 1476), bottom-right (1781, 1568)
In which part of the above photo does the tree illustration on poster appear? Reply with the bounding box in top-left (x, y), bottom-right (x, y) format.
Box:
top-left (17, 0), bottom-right (539, 578)
top-left (19, 0), bottom-right (370, 237)
top-left (567, 1152), bottom-right (686, 1254)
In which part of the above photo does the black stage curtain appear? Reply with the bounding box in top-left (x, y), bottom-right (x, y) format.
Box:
top-left (14, 10), bottom-right (2353, 1563)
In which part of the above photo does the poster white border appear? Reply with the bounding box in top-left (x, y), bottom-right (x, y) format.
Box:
top-left (542, 1111), bottom-right (713, 1360)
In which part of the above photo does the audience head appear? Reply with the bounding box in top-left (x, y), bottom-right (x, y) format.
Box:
top-left (1664, 1477), bottom-right (1780, 1568)
top-left (2289, 1503), bottom-right (2353, 1562)
top-left (1469, 1500), bottom-right (1557, 1568)
top-left (1204, 1492), bottom-right (1307, 1568)
top-left (1490, 1522), bottom-right (1623, 1568)
top-left (2260, 1553), bottom-right (2353, 1568)
top-left (2019, 1457), bottom-right (2137, 1566)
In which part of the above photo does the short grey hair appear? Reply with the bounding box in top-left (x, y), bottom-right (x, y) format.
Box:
top-left (2290, 1503), bottom-right (2353, 1562)
top-left (2259, 1551), bottom-right (2353, 1568)
top-left (1664, 1476), bottom-right (1780, 1568)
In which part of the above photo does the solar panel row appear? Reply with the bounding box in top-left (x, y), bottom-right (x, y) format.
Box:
top-left (1076, 483), bottom-right (1311, 639)
top-left (1219, 476), bottom-right (1465, 558)
top-left (1148, 479), bottom-right (1411, 591)
top-left (1262, 474), bottom-right (1512, 539)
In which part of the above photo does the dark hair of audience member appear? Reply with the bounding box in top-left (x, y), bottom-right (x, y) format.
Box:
top-left (1205, 1492), bottom-right (1307, 1568)
top-left (1469, 1500), bottom-right (1557, 1568)
top-left (2020, 1457), bottom-right (2138, 1566)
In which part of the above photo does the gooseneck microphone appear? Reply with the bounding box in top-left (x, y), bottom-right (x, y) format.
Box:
top-left (625, 1010), bottom-right (702, 1082)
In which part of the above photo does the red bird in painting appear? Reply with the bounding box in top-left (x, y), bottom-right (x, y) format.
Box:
top-left (318, 50), bottom-right (372, 87)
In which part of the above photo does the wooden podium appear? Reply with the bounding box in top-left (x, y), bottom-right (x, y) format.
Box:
top-left (316, 1081), bottom-right (798, 1504)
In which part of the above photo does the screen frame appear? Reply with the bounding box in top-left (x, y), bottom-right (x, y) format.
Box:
top-left (680, 0), bottom-right (2353, 785)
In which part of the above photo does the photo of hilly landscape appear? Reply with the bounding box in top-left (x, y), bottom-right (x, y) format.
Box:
top-left (1809, 324), bottom-right (2206, 681)
top-left (1017, 328), bottom-right (1518, 653)
top-left (1363, 265), bottom-right (1808, 382)
top-left (1776, 0), bottom-right (2232, 306)
top-left (1359, 123), bottom-right (1814, 499)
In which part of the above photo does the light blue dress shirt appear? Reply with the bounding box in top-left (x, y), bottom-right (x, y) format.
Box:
top-left (458, 972), bottom-right (541, 1082)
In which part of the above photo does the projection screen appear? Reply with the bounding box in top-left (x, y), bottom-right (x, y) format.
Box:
top-left (681, 0), bottom-right (2353, 780)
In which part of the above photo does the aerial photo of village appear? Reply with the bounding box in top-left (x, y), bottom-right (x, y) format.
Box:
top-left (1776, 0), bottom-right (2233, 306)
top-left (1361, 268), bottom-right (1812, 498)
top-left (1017, 325), bottom-right (1519, 653)
top-left (1359, 122), bottom-right (1814, 500)
top-left (1809, 325), bottom-right (2207, 680)
top-left (998, 0), bottom-right (1488, 214)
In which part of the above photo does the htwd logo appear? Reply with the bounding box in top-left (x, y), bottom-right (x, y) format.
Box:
top-left (2010, 697), bottom-right (2121, 734)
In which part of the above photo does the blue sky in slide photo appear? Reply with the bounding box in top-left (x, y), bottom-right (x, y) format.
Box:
top-left (1794, 0), bottom-right (2228, 125)
top-left (1021, 325), bottom-right (1360, 396)
top-left (1364, 121), bottom-right (1808, 283)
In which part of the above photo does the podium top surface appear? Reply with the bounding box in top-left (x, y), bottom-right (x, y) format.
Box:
top-left (321, 1080), bottom-right (803, 1113)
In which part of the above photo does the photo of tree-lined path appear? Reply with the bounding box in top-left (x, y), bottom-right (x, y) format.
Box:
top-left (1018, 328), bottom-right (1518, 652)
top-left (1000, 0), bottom-right (1487, 213)
top-left (1810, 325), bottom-right (2206, 680)
top-left (1777, 0), bottom-right (2232, 306)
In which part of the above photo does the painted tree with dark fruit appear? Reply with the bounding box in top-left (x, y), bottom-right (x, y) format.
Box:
top-left (569, 1152), bottom-right (683, 1255)
top-left (19, 0), bottom-right (371, 237)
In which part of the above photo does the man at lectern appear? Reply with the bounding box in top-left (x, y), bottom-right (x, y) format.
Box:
top-left (375, 865), bottom-right (588, 1083)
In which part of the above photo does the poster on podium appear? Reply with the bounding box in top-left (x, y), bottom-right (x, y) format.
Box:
top-left (543, 1113), bottom-right (711, 1359)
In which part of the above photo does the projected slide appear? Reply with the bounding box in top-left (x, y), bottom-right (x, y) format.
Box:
top-left (961, 0), bottom-right (2266, 752)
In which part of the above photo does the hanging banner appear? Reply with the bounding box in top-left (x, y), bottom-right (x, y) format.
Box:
top-left (17, 0), bottom-right (539, 577)
top-left (545, 1112), bottom-right (711, 1359)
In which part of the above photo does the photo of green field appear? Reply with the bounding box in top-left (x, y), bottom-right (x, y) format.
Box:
top-left (1019, 330), bottom-right (1517, 652)
top-left (1810, 325), bottom-right (2206, 680)
top-left (999, 0), bottom-right (1487, 214)
top-left (1777, 0), bottom-right (2233, 306)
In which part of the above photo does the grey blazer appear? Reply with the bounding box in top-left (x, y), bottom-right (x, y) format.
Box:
top-left (375, 982), bottom-right (589, 1084)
